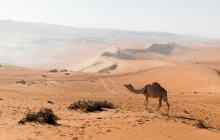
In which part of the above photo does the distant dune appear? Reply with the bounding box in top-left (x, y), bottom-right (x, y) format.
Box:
top-left (1, 19), bottom-right (219, 65)
top-left (0, 19), bottom-right (220, 74)
top-left (101, 46), bottom-right (138, 60)
top-left (40, 43), bottom-right (220, 73)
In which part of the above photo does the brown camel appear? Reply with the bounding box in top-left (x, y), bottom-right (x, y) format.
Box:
top-left (124, 82), bottom-right (170, 115)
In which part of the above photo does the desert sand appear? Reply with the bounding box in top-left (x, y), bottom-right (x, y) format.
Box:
top-left (1, 19), bottom-right (220, 140)
top-left (1, 42), bottom-right (220, 140)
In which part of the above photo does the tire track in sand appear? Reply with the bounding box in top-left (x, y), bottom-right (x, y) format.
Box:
top-left (99, 78), bottom-right (120, 95)
top-left (107, 78), bottom-right (130, 96)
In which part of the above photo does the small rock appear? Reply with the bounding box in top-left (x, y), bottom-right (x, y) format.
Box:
top-left (184, 110), bottom-right (190, 114)
top-left (193, 120), bottom-right (207, 129)
top-left (47, 101), bottom-right (54, 104)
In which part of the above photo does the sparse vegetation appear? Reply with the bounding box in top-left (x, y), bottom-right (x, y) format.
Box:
top-left (16, 80), bottom-right (26, 84)
top-left (60, 69), bottom-right (68, 72)
top-left (65, 73), bottom-right (70, 75)
top-left (49, 69), bottom-right (58, 73)
top-left (42, 75), bottom-right (47, 77)
top-left (68, 100), bottom-right (115, 112)
top-left (18, 108), bottom-right (59, 125)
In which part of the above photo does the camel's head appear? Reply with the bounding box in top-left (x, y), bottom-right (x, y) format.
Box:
top-left (124, 84), bottom-right (134, 90)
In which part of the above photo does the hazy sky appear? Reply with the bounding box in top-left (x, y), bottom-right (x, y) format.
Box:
top-left (0, 0), bottom-right (220, 38)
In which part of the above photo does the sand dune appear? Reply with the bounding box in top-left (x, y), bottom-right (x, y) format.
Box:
top-left (60, 46), bottom-right (138, 73)
top-left (111, 59), bottom-right (175, 73)
top-left (111, 65), bottom-right (220, 93)
top-left (59, 44), bottom-right (187, 73)
top-left (189, 48), bottom-right (220, 63)
top-left (64, 45), bottom-right (175, 73)
top-left (43, 43), bottom-right (220, 74)
top-left (101, 46), bottom-right (138, 60)
top-left (78, 56), bottom-right (116, 73)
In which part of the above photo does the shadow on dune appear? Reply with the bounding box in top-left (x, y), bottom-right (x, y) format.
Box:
top-left (147, 43), bottom-right (176, 55)
top-left (125, 43), bottom-right (177, 55)
top-left (99, 64), bottom-right (117, 73)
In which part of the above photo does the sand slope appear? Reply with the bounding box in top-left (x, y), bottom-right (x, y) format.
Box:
top-left (111, 65), bottom-right (220, 93)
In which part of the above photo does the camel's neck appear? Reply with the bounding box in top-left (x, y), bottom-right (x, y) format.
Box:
top-left (128, 87), bottom-right (143, 94)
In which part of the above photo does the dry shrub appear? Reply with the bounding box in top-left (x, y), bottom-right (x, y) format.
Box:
top-left (49, 69), bottom-right (58, 73)
top-left (18, 108), bottom-right (59, 125)
top-left (68, 100), bottom-right (115, 112)
top-left (16, 80), bottom-right (26, 84)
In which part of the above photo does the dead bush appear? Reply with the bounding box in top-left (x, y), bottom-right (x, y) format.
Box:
top-left (18, 108), bottom-right (59, 125)
top-left (68, 100), bottom-right (115, 112)
top-left (49, 69), bottom-right (58, 73)
top-left (16, 80), bottom-right (26, 84)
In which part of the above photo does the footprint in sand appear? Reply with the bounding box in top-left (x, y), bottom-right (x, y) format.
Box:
top-left (106, 130), bottom-right (111, 132)
top-left (136, 119), bottom-right (145, 125)
top-left (79, 132), bottom-right (85, 135)
top-left (96, 132), bottom-right (103, 134)
top-left (132, 124), bottom-right (138, 127)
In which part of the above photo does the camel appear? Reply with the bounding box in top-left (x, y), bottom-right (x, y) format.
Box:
top-left (124, 82), bottom-right (170, 115)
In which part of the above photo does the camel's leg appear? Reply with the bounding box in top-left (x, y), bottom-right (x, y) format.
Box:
top-left (156, 97), bottom-right (162, 111)
top-left (163, 97), bottom-right (170, 115)
top-left (162, 93), bottom-right (170, 115)
top-left (144, 97), bottom-right (149, 111)
top-left (143, 97), bottom-right (146, 106)
top-left (165, 101), bottom-right (170, 115)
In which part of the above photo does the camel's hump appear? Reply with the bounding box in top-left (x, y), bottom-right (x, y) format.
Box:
top-left (152, 82), bottom-right (161, 86)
